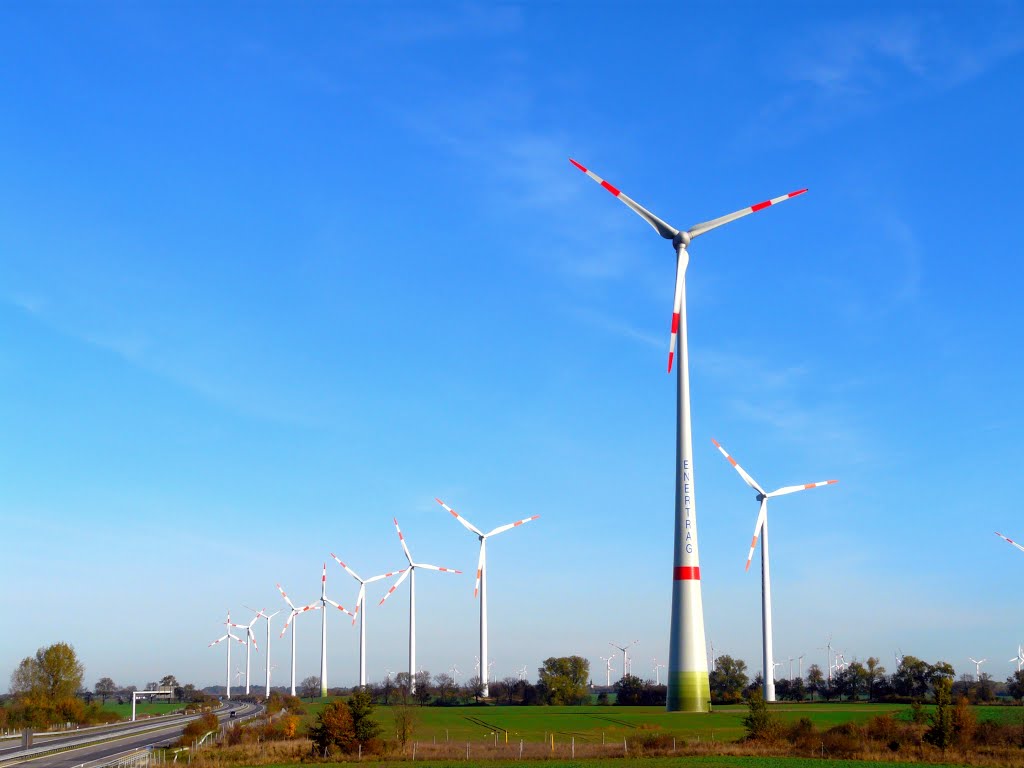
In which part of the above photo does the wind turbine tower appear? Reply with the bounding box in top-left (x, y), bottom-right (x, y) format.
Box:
top-left (600, 655), bottom-right (616, 687)
top-left (379, 517), bottom-right (461, 694)
top-left (207, 610), bottom-right (244, 700)
top-left (570, 158), bottom-right (806, 711)
top-left (609, 641), bottom-right (638, 682)
top-left (713, 437), bottom-right (837, 702)
top-left (276, 582), bottom-right (320, 697)
top-left (245, 607), bottom-right (281, 698)
top-left (331, 554), bottom-right (406, 688)
top-left (318, 563), bottom-right (355, 698)
top-left (435, 497), bottom-right (539, 697)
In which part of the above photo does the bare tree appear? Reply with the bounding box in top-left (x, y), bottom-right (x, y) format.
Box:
top-left (299, 675), bottom-right (321, 699)
top-left (433, 672), bottom-right (455, 704)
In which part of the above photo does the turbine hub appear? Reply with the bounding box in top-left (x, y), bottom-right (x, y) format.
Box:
top-left (673, 231), bottom-right (692, 248)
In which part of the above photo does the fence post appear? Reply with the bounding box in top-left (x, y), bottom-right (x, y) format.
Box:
top-left (571, 737), bottom-right (575, 758)
top-left (519, 739), bottom-right (523, 760)
top-left (623, 737), bottom-right (627, 755)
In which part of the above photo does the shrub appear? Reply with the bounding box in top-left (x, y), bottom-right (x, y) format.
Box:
top-left (741, 692), bottom-right (780, 742)
top-left (821, 722), bottom-right (865, 757)
top-left (180, 712), bottom-right (219, 746)
top-left (310, 701), bottom-right (356, 756)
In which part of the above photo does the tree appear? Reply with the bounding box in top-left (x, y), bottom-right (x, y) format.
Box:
top-left (347, 687), bottom-right (382, 747)
top-left (613, 674), bottom-right (646, 705)
top-left (393, 673), bottom-right (412, 706)
top-left (413, 671), bottom-right (432, 705)
top-left (94, 677), bottom-right (117, 705)
top-left (709, 655), bottom-right (748, 704)
top-left (433, 672), bottom-right (455, 704)
top-left (537, 656), bottom-right (589, 705)
top-left (299, 676), bottom-right (321, 699)
top-left (309, 701), bottom-right (356, 755)
top-left (924, 676), bottom-right (954, 751)
top-left (865, 657), bottom-right (885, 701)
top-left (1006, 670), bottom-right (1024, 702)
top-left (741, 691), bottom-right (779, 741)
top-left (806, 664), bottom-right (824, 701)
top-left (159, 675), bottom-right (178, 696)
top-left (10, 643), bottom-right (85, 705)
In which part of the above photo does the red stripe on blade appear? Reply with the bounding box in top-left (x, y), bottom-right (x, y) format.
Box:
top-left (673, 566), bottom-right (700, 580)
top-left (569, 158), bottom-right (587, 172)
top-left (600, 180), bottom-right (621, 197)
top-left (751, 200), bottom-right (772, 212)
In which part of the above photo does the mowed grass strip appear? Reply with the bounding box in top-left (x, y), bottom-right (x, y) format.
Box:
top-left (295, 702), bottom-right (917, 744)
top-left (257, 756), bottom-right (969, 768)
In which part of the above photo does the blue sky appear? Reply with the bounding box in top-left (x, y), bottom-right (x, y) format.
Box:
top-left (2, 1), bottom-right (1024, 692)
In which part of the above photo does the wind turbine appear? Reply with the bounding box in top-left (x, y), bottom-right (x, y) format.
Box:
top-left (240, 615), bottom-right (260, 695)
top-left (245, 607), bottom-right (281, 698)
top-left (208, 610), bottom-right (244, 700)
top-left (570, 158), bottom-right (806, 711)
top-left (1010, 646), bottom-right (1024, 673)
top-left (798, 653), bottom-right (806, 679)
top-left (969, 657), bottom-right (988, 678)
top-left (610, 641), bottom-right (638, 681)
top-left (599, 655), bottom-right (616, 687)
top-left (318, 563), bottom-right (355, 698)
top-left (450, 664), bottom-right (461, 683)
top-left (653, 658), bottom-right (666, 686)
top-left (435, 497), bottom-right (539, 697)
top-left (276, 582), bottom-right (320, 697)
top-left (378, 517), bottom-right (462, 693)
top-left (331, 553), bottom-right (406, 688)
top-left (518, 665), bottom-right (528, 682)
top-left (711, 437), bottom-right (837, 702)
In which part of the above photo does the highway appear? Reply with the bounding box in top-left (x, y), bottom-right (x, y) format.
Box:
top-left (1, 703), bottom-right (261, 768)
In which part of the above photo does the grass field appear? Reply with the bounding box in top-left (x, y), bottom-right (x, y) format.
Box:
top-left (291, 701), bottom-right (995, 744)
top-left (98, 700), bottom-right (184, 719)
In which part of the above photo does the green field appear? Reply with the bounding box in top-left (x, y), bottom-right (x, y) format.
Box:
top-left (292, 701), bottom-right (1004, 744)
top-left (99, 700), bottom-right (184, 719)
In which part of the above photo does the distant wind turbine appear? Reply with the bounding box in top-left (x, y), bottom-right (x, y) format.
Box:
top-left (712, 437), bottom-right (837, 702)
top-left (435, 497), bottom-right (539, 697)
top-left (378, 517), bottom-right (461, 694)
top-left (207, 610), bottom-right (244, 700)
top-left (244, 607), bottom-right (280, 698)
top-left (1010, 646), bottom-right (1024, 673)
top-left (610, 641), bottom-right (638, 681)
top-left (969, 657), bottom-right (988, 678)
top-left (276, 582), bottom-right (320, 697)
top-left (599, 655), bottom-right (616, 687)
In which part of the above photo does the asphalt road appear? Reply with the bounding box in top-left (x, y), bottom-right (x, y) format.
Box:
top-left (3, 703), bottom-right (261, 768)
top-left (0, 714), bottom-right (209, 757)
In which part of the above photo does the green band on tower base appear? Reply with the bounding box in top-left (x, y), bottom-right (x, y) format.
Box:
top-left (666, 670), bottom-right (711, 712)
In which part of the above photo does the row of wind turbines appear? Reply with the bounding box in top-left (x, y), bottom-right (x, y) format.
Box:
top-left (208, 500), bottom-right (539, 699)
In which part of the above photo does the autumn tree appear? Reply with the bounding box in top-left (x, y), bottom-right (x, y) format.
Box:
top-left (310, 701), bottom-right (356, 755)
top-left (537, 656), bottom-right (589, 705)
top-left (299, 676), bottom-right (321, 699)
top-left (709, 655), bottom-right (748, 704)
top-left (10, 643), bottom-right (85, 706)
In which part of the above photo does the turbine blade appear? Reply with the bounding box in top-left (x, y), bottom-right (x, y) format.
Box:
top-left (364, 567), bottom-right (408, 584)
top-left (473, 543), bottom-right (485, 599)
top-left (687, 189), bottom-right (807, 239)
top-left (486, 515), bottom-right (540, 537)
top-left (710, 438), bottom-right (766, 495)
top-left (280, 609), bottom-right (298, 637)
top-left (394, 518), bottom-right (414, 564)
top-left (995, 532), bottom-right (1024, 554)
top-left (321, 563), bottom-right (327, 598)
top-left (668, 250), bottom-right (685, 372)
top-left (330, 553), bottom-right (364, 584)
top-left (415, 563), bottom-right (462, 574)
top-left (745, 498), bottom-right (768, 572)
top-left (248, 630), bottom-right (259, 652)
top-left (208, 635), bottom-right (228, 647)
top-left (378, 568), bottom-right (411, 606)
top-left (353, 584), bottom-right (366, 625)
top-left (276, 583), bottom-right (297, 611)
top-left (768, 479), bottom-right (838, 497)
top-left (569, 158), bottom-right (679, 240)
top-left (325, 597), bottom-right (355, 618)
top-left (436, 498), bottom-right (486, 536)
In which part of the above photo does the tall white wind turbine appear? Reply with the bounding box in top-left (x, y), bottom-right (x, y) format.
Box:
top-left (208, 610), bottom-right (244, 700)
top-left (610, 641), bottom-right (638, 682)
top-left (276, 582), bottom-right (320, 697)
top-left (331, 553), bottom-right (406, 688)
top-left (600, 655), bottom-right (616, 687)
top-left (245, 607), bottom-right (281, 697)
top-left (435, 498), bottom-right (539, 697)
top-left (969, 657), bottom-right (988, 678)
top-left (712, 438), bottom-right (836, 702)
top-left (241, 615), bottom-right (259, 695)
top-left (317, 563), bottom-right (355, 698)
top-left (570, 159), bottom-right (806, 711)
top-left (378, 517), bottom-right (462, 693)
